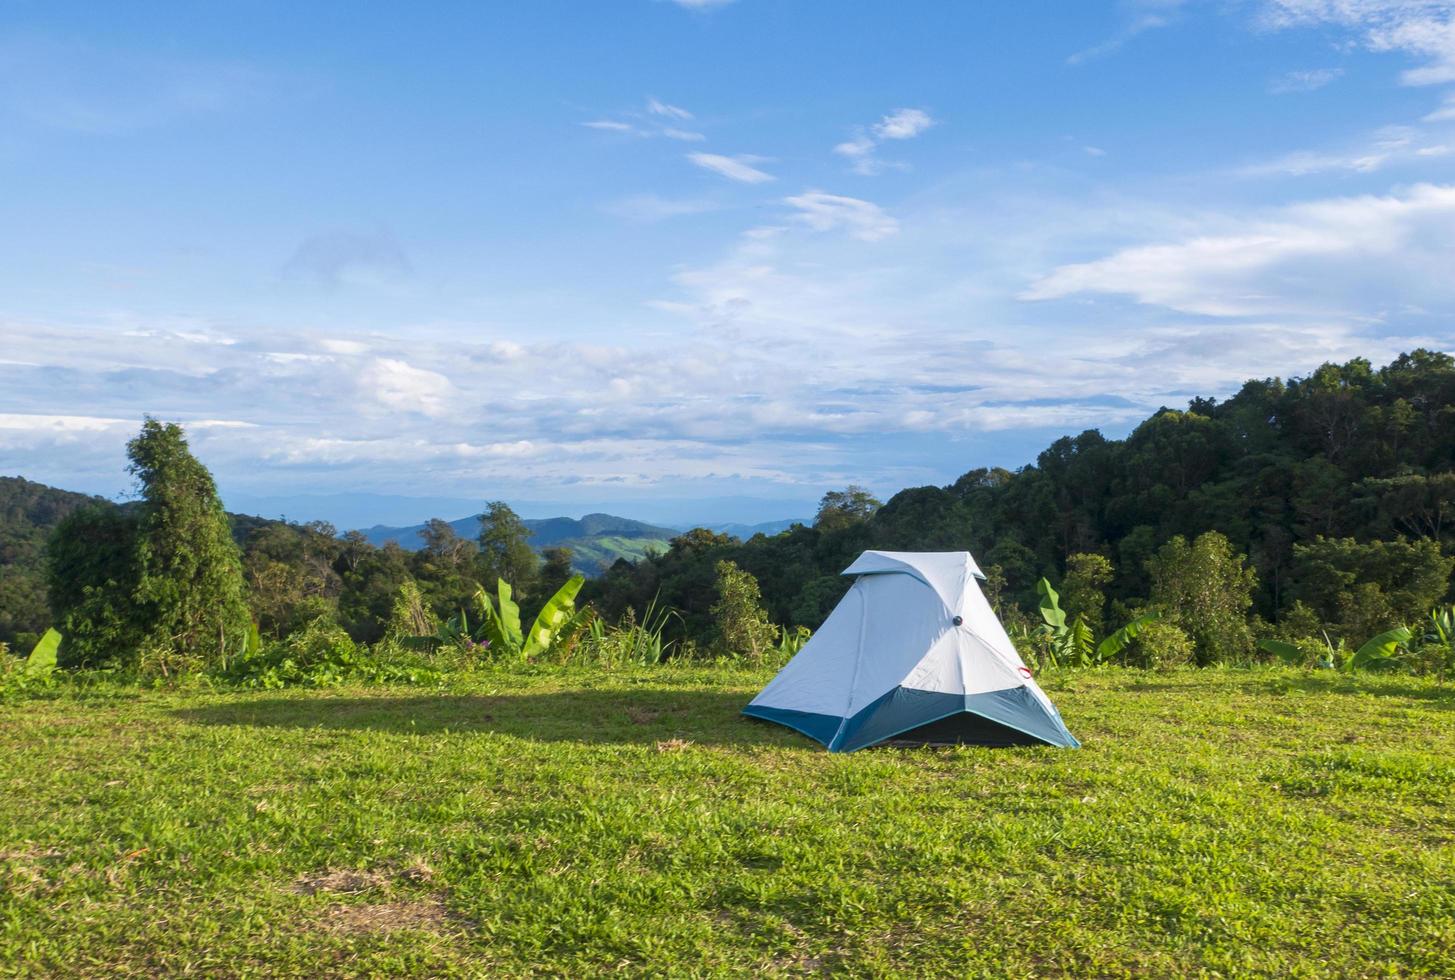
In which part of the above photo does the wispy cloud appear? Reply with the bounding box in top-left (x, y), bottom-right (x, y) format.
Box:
top-left (1259, 0), bottom-right (1455, 85)
top-left (1269, 66), bottom-right (1345, 92)
top-left (666, 0), bottom-right (738, 8)
top-left (784, 191), bottom-right (899, 241)
top-left (581, 98), bottom-right (705, 141)
top-left (647, 97), bottom-right (693, 120)
top-left (832, 107), bottom-right (935, 175)
top-left (688, 152), bottom-right (775, 183)
top-left (1235, 124), bottom-right (1449, 176)
top-left (602, 193), bottom-right (721, 221)
top-left (1023, 183), bottom-right (1455, 316)
top-left (1067, 1), bottom-right (1186, 66)
top-left (1426, 92), bottom-right (1455, 120)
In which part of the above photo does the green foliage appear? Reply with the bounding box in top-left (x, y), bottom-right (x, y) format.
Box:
top-left (477, 501), bottom-right (537, 595)
top-left (710, 560), bottom-right (778, 662)
top-left (1127, 620), bottom-right (1195, 669)
top-left (1148, 531), bottom-right (1257, 665)
top-left (523, 575), bottom-right (586, 659)
top-left (224, 616), bottom-right (442, 689)
top-left (25, 628), bottom-right (60, 676)
top-left (464, 576), bottom-right (591, 663)
top-left (383, 580), bottom-right (438, 643)
top-left (1061, 552), bottom-right (1114, 634)
top-left (127, 420), bottom-right (253, 676)
top-left (814, 485), bottom-right (882, 532)
top-left (1094, 613), bottom-right (1159, 662)
top-left (1290, 536), bottom-right (1453, 643)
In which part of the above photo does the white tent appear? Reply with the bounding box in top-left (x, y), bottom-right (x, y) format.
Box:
top-left (743, 550), bottom-right (1079, 752)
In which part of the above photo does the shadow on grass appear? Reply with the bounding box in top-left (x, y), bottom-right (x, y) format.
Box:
top-left (1122, 673), bottom-right (1455, 709)
top-left (173, 689), bottom-right (813, 747)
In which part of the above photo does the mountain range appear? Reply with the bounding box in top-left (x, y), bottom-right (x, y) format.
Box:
top-left (359, 513), bottom-right (807, 571)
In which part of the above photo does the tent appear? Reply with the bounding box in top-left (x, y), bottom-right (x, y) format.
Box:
top-left (743, 550), bottom-right (1079, 752)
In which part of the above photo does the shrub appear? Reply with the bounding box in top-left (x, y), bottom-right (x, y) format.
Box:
top-left (1148, 532), bottom-right (1257, 665)
top-left (1127, 620), bottom-right (1195, 670)
top-left (711, 560), bottom-right (778, 663)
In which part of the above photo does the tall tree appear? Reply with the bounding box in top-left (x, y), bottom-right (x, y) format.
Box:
top-left (814, 485), bottom-right (882, 532)
top-left (49, 419), bottom-right (251, 673)
top-left (127, 419), bottom-right (253, 675)
top-left (477, 501), bottom-right (536, 590)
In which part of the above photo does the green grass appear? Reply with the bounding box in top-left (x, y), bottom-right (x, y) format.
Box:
top-left (3, 667), bottom-right (1454, 977)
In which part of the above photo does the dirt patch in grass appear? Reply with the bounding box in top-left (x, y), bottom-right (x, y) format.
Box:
top-left (320, 896), bottom-right (457, 936)
top-left (293, 868), bottom-right (391, 895)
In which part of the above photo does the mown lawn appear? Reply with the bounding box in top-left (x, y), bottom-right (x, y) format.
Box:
top-left (2, 667), bottom-right (1453, 978)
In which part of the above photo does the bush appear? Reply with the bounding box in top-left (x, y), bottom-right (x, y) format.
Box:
top-left (1127, 621), bottom-right (1195, 670)
top-left (224, 616), bottom-right (442, 688)
top-left (711, 561), bottom-right (777, 663)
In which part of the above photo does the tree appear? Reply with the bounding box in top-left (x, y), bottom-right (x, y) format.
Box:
top-left (814, 486), bottom-right (882, 532)
top-left (50, 420), bottom-right (251, 674)
top-left (418, 519), bottom-right (476, 570)
top-left (1148, 532), bottom-right (1257, 665)
top-left (46, 505), bottom-right (143, 668)
top-left (711, 560), bottom-right (777, 662)
top-left (1289, 536), bottom-right (1453, 641)
top-left (126, 420), bottom-right (253, 675)
top-left (477, 501), bottom-right (536, 590)
top-left (1061, 553), bottom-right (1114, 634)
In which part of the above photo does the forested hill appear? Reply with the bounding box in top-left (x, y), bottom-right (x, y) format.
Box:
top-left (362, 512), bottom-right (676, 568)
top-left (588, 350), bottom-right (1455, 641)
top-left (0, 478), bottom-right (112, 647)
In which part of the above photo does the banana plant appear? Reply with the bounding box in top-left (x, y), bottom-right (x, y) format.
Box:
top-left (473, 575), bottom-right (589, 662)
top-left (1034, 578), bottom-right (1154, 668)
top-left (25, 629), bottom-right (60, 677)
top-left (1260, 626), bottom-right (1412, 672)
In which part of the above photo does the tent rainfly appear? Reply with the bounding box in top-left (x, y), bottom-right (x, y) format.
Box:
top-left (743, 550), bottom-right (1079, 752)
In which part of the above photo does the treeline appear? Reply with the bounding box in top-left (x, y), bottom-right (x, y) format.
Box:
top-left (587, 351), bottom-right (1455, 654)
top-left (5, 350), bottom-right (1455, 678)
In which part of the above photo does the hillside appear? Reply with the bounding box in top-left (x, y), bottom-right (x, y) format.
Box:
top-left (590, 350), bottom-right (1455, 641)
top-left (0, 477), bottom-right (113, 647)
top-left (360, 511), bottom-right (678, 571)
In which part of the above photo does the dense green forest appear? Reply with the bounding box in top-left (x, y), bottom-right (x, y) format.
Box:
top-left (587, 351), bottom-right (1455, 647)
top-left (3, 351), bottom-right (1453, 674)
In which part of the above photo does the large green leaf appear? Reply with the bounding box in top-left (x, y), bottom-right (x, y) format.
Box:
top-left (1036, 578), bottom-right (1067, 632)
top-left (25, 628), bottom-right (61, 676)
top-left (1349, 627), bottom-right (1412, 672)
top-left (1258, 637), bottom-right (1305, 666)
top-left (477, 579), bottom-right (525, 657)
top-left (523, 575), bottom-right (585, 660)
top-left (1097, 613), bottom-right (1160, 662)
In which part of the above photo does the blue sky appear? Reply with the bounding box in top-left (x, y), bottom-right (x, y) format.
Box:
top-left (2, 0), bottom-right (1454, 525)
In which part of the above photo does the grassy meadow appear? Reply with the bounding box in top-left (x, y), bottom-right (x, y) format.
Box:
top-left (3, 666), bottom-right (1454, 977)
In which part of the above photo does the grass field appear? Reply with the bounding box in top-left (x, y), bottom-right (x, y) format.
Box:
top-left (3, 667), bottom-right (1454, 977)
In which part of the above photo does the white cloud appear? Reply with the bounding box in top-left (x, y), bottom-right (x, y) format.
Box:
top-left (667, 0), bottom-right (737, 8)
top-left (687, 152), bottom-right (775, 183)
top-left (1269, 67), bottom-right (1345, 92)
top-left (784, 191), bottom-right (899, 242)
top-left (358, 357), bottom-right (454, 417)
top-left (582, 119), bottom-right (635, 132)
top-left (646, 97), bottom-right (693, 120)
top-left (661, 127), bottom-right (706, 141)
top-left (1023, 183), bottom-right (1455, 316)
top-left (832, 108), bottom-right (935, 175)
top-left (1235, 124), bottom-right (1447, 175)
top-left (872, 108), bottom-right (935, 140)
top-left (1260, 0), bottom-right (1455, 85)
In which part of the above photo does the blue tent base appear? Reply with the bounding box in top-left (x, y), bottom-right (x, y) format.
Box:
top-left (744, 685), bottom-right (1080, 752)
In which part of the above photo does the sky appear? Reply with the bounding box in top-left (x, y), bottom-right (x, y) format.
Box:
top-left (2, 0), bottom-right (1454, 527)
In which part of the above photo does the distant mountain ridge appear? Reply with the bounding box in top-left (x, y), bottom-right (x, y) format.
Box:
top-left (359, 513), bottom-right (810, 573)
top-left (360, 511), bottom-right (680, 572)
